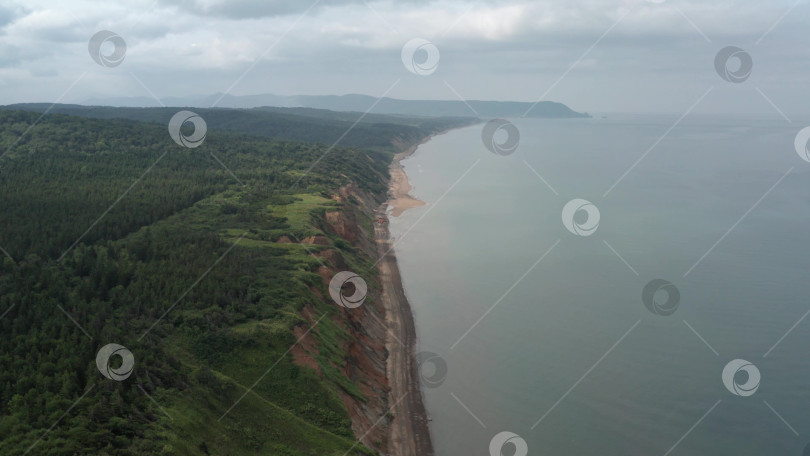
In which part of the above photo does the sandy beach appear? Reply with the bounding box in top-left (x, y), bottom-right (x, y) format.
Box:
top-left (378, 126), bottom-right (480, 455)
top-left (376, 134), bottom-right (446, 456)
top-left (387, 147), bottom-right (426, 218)
top-left (375, 213), bottom-right (433, 456)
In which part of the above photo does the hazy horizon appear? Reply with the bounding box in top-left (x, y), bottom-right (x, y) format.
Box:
top-left (1, 0), bottom-right (809, 117)
top-left (4, 2), bottom-right (810, 455)
top-left (7, 93), bottom-right (810, 120)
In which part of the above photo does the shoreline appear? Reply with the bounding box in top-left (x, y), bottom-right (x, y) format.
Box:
top-left (387, 139), bottom-right (429, 217)
top-left (376, 129), bottom-right (464, 456)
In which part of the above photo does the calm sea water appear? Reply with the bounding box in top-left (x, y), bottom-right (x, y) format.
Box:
top-left (388, 114), bottom-right (810, 455)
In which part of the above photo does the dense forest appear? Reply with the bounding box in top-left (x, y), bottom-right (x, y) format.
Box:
top-left (0, 109), bottom-right (476, 455)
top-left (3, 104), bottom-right (476, 152)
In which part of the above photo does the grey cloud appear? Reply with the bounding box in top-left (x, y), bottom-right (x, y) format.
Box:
top-left (156, 0), bottom-right (355, 19)
top-left (0, 0), bottom-right (808, 117)
top-left (128, 24), bottom-right (172, 41)
top-left (26, 26), bottom-right (88, 44)
top-left (29, 67), bottom-right (58, 77)
top-left (0, 44), bottom-right (24, 66)
top-left (0, 4), bottom-right (27, 32)
top-left (156, 0), bottom-right (449, 20)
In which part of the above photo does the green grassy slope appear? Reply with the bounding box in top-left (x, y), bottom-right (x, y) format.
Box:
top-left (0, 109), bottom-right (455, 454)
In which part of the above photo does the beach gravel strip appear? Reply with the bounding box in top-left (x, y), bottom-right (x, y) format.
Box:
top-left (377, 142), bottom-right (434, 456)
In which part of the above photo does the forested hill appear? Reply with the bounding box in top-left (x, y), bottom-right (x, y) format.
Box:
top-left (81, 93), bottom-right (590, 119)
top-left (0, 108), bottom-right (468, 454)
top-left (2, 104), bottom-right (478, 152)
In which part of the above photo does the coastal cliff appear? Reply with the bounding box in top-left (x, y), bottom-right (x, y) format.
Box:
top-left (292, 140), bottom-right (448, 455)
top-left (0, 107), bottom-right (476, 455)
top-left (296, 178), bottom-right (431, 455)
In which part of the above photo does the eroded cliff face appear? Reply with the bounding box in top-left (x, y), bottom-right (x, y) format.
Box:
top-left (290, 182), bottom-right (393, 452)
top-left (325, 210), bottom-right (357, 242)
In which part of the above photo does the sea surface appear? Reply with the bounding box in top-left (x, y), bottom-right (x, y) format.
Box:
top-left (388, 114), bottom-right (810, 455)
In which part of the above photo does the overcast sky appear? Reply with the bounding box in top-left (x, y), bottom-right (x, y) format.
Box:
top-left (1, 0), bottom-right (808, 115)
